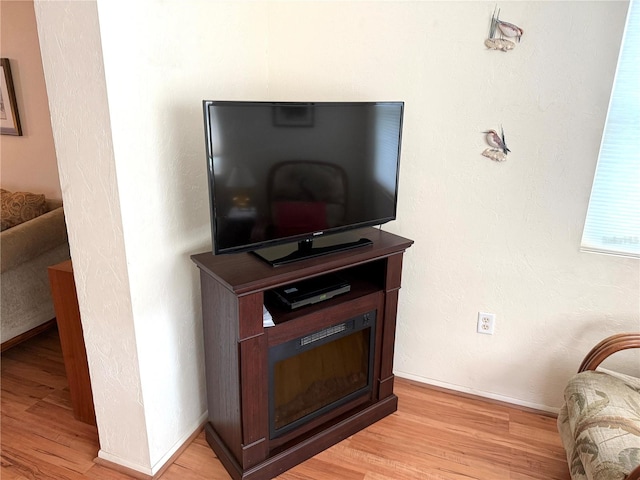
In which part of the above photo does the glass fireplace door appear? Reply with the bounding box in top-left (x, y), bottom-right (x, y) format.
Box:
top-left (268, 311), bottom-right (376, 439)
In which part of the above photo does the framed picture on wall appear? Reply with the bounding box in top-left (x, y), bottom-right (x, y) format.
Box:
top-left (1, 58), bottom-right (23, 136)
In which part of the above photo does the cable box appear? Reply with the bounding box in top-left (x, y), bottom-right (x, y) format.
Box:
top-left (270, 273), bottom-right (351, 310)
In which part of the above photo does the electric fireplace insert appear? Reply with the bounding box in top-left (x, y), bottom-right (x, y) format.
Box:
top-left (268, 310), bottom-right (377, 439)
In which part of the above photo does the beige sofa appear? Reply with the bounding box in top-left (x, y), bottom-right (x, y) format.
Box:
top-left (1, 195), bottom-right (70, 349)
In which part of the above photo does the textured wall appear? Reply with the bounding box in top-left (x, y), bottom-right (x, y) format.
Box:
top-left (35, 0), bottom-right (639, 474)
top-left (379, 1), bottom-right (640, 408)
top-left (0, 1), bottom-right (61, 199)
top-left (33, 0), bottom-right (151, 473)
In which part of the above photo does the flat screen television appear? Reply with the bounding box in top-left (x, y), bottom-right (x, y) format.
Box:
top-left (203, 101), bottom-right (404, 266)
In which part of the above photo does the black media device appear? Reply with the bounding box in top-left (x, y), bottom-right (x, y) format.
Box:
top-left (269, 274), bottom-right (351, 310)
top-left (203, 101), bottom-right (404, 266)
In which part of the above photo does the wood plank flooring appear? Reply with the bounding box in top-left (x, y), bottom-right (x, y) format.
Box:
top-left (1, 328), bottom-right (571, 480)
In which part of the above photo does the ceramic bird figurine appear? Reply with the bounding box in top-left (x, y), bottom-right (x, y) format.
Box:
top-left (485, 6), bottom-right (522, 51)
top-left (483, 128), bottom-right (510, 155)
top-left (497, 19), bottom-right (523, 42)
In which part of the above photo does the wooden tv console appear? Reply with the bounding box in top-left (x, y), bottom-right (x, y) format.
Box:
top-left (191, 228), bottom-right (413, 480)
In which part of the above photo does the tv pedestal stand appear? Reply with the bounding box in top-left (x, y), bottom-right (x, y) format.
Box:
top-left (253, 231), bottom-right (373, 266)
top-left (191, 228), bottom-right (413, 480)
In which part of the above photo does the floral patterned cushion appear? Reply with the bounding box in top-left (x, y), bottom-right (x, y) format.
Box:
top-left (558, 370), bottom-right (640, 480)
top-left (0, 189), bottom-right (48, 231)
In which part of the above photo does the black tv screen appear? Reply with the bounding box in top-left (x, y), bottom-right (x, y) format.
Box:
top-left (203, 101), bottom-right (404, 265)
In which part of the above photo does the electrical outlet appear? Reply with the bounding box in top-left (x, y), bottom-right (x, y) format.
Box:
top-left (477, 312), bottom-right (495, 335)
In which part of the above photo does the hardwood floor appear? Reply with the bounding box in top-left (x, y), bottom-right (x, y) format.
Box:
top-left (1, 328), bottom-right (571, 480)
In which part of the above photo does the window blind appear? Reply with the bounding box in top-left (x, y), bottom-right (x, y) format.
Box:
top-left (581, 0), bottom-right (640, 258)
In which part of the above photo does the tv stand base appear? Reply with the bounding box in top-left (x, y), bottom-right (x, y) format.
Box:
top-left (253, 232), bottom-right (373, 266)
top-left (205, 394), bottom-right (398, 480)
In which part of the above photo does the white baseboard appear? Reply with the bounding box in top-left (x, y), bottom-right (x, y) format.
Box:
top-left (96, 411), bottom-right (209, 477)
top-left (95, 452), bottom-right (153, 478)
top-left (395, 371), bottom-right (560, 415)
top-left (149, 411), bottom-right (209, 475)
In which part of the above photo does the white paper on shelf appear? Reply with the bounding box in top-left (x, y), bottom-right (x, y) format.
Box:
top-left (263, 305), bottom-right (275, 328)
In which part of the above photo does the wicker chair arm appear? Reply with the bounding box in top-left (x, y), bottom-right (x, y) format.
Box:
top-left (627, 463), bottom-right (640, 480)
top-left (578, 333), bottom-right (640, 373)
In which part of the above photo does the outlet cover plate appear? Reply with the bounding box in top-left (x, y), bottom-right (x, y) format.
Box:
top-left (477, 312), bottom-right (495, 335)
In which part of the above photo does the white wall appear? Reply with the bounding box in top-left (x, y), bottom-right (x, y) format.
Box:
top-left (33, 0), bottom-right (151, 472)
top-left (35, 0), bottom-right (639, 474)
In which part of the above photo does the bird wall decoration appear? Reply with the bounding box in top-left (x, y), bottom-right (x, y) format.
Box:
top-left (482, 127), bottom-right (510, 162)
top-left (485, 6), bottom-right (523, 51)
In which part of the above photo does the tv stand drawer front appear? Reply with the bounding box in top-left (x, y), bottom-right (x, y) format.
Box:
top-left (266, 291), bottom-right (384, 347)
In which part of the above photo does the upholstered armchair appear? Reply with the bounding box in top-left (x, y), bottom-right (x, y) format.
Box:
top-left (558, 334), bottom-right (640, 480)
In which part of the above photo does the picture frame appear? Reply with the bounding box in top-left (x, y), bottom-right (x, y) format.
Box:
top-left (273, 104), bottom-right (314, 127)
top-left (1, 58), bottom-right (23, 136)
